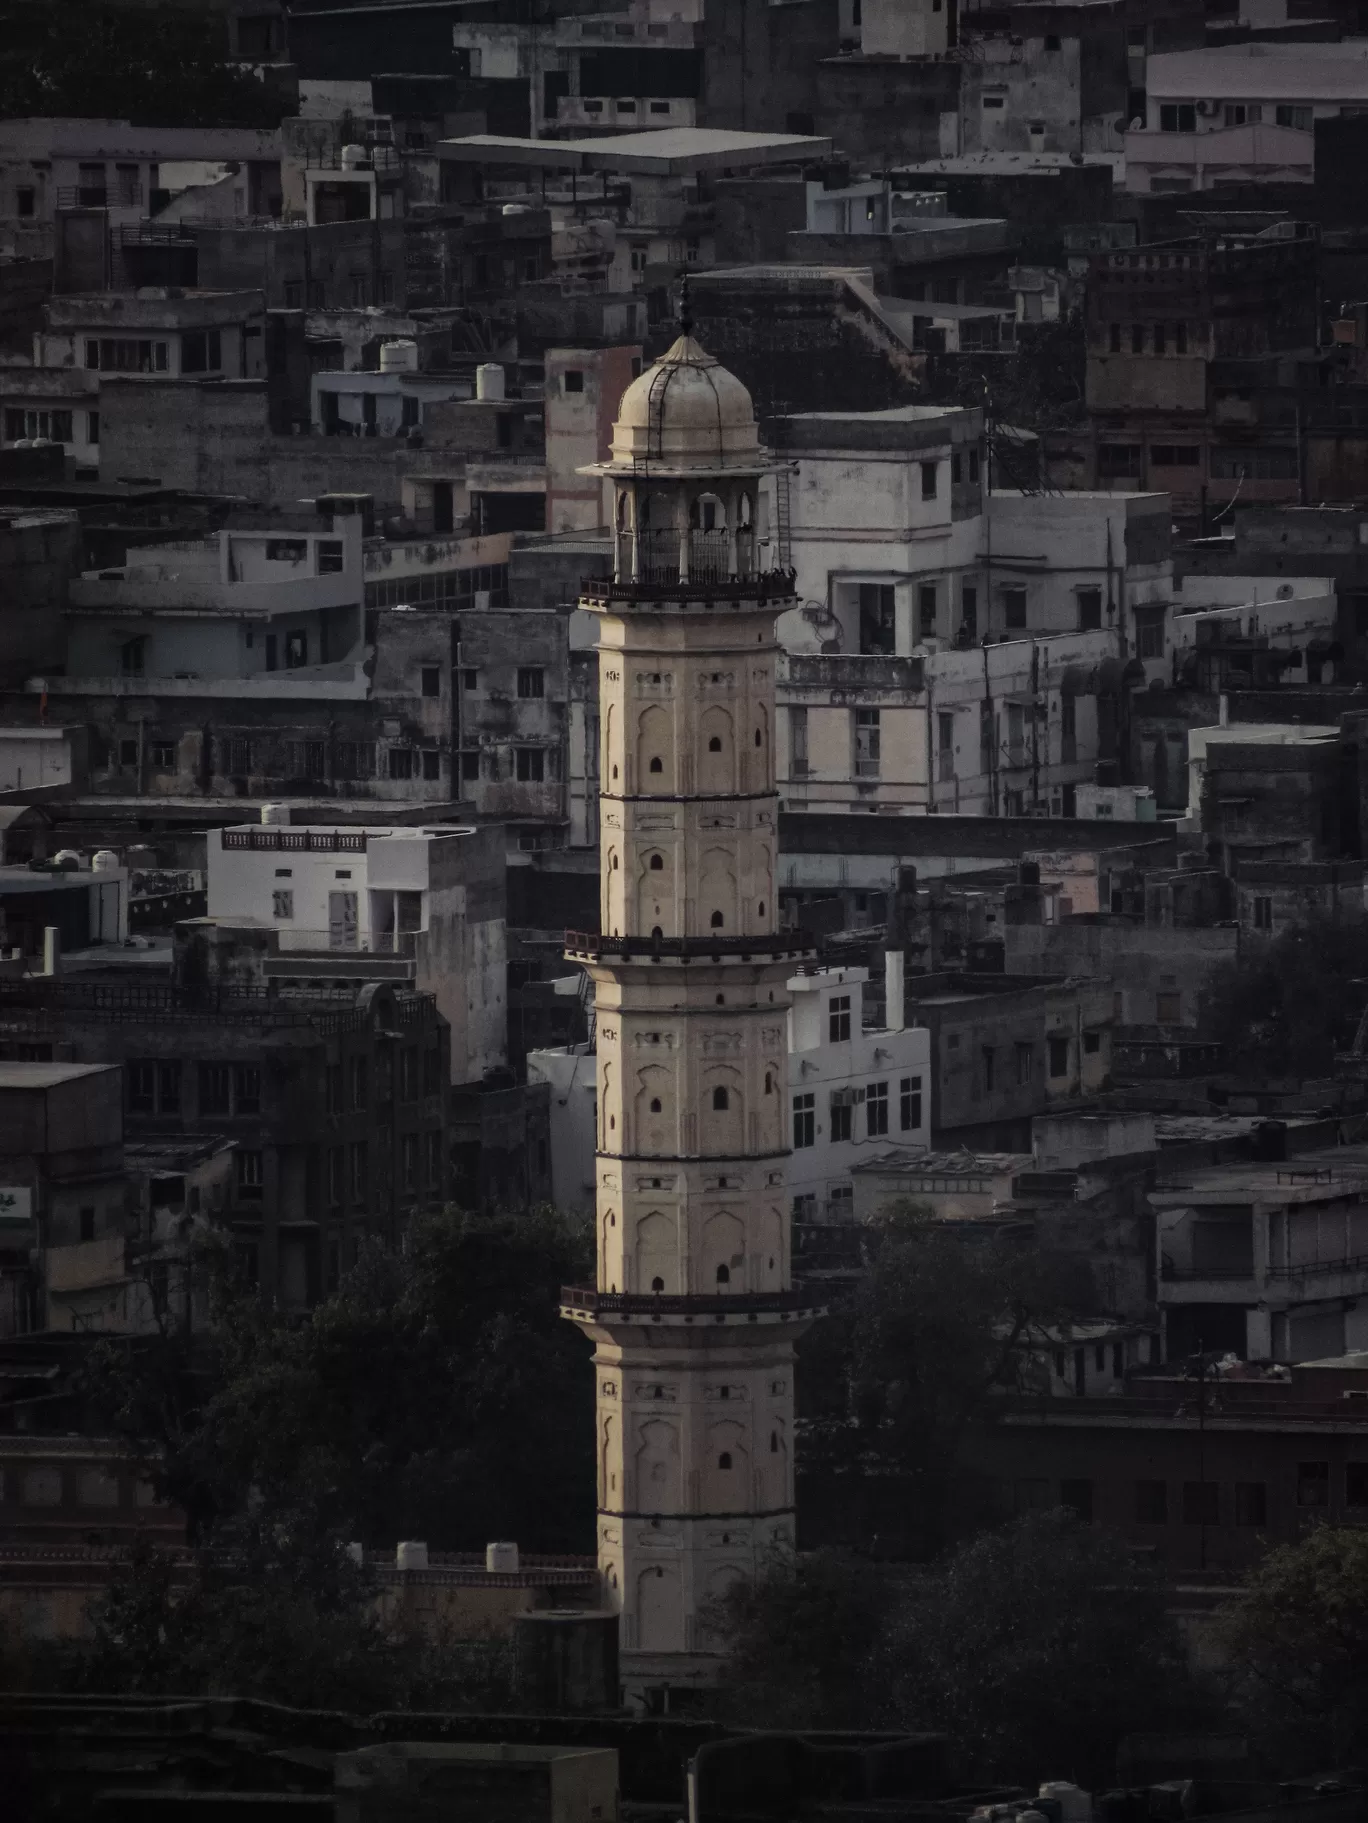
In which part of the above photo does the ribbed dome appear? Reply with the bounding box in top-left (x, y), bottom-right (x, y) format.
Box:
top-left (609, 334), bottom-right (761, 470)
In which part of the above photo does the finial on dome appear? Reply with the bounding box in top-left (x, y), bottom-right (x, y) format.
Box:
top-left (678, 271), bottom-right (693, 338)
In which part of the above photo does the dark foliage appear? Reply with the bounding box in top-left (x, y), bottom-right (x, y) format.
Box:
top-left (1216, 1526), bottom-right (1368, 1771)
top-left (0, 2), bottom-right (285, 128)
top-left (1202, 919), bottom-right (1368, 1080)
top-left (714, 1514), bottom-right (1198, 1788)
top-left (82, 1205), bottom-right (597, 1553)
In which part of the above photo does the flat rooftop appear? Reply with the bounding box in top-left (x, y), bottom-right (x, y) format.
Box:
top-left (0, 1062), bottom-right (116, 1091)
top-left (1151, 1143), bottom-right (1368, 1205)
top-left (437, 127), bottom-right (832, 173)
top-left (852, 1148), bottom-right (1030, 1176)
top-left (895, 151), bottom-right (1121, 176)
top-left (1147, 44), bottom-right (1368, 101)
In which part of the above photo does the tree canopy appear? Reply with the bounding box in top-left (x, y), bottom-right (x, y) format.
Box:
top-left (1216, 1526), bottom-right (1368, 1771)
top-left (1, 2), bottom-right (285, 128)
top-left (1202, 920), bottom-right (1368, 1081)
top-left (85, 1204), bottom-right (597, 1553)
top-left (801, 1202), bottom-right (1092, 1553)
top-left (713, 1514), bottom-right (1196, 1789)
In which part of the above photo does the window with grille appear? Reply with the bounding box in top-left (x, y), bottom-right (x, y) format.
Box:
top-left (899, 1076), bottom-right (922, 1131)
top-left (830, 1092), bottom-right (852, 1143)
top-left (792, 1093), bottom-right (815, 1148)
top-left (517, 667), bottom-right (545, 698)
top-left (516, 747), bottom-right (545, 782)
top-left (854, 709), bottom-right (880, 778)
top-left (865, 1081), bottom-right (889, 1137)
top-left (828, 995), bottom-right (851, 1042)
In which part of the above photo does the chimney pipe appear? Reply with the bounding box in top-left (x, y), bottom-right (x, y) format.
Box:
top-left (42, 926), bottom-right (59, 978)
top-left (885, 948), bottom-right (905, 1033)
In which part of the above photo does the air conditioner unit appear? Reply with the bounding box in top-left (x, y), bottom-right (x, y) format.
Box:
top-left (1197, 99), bottom-right (1220, 116)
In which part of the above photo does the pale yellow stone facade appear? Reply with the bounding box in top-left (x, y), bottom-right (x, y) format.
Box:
top-left (562, 328), bottom-right (817, 1689)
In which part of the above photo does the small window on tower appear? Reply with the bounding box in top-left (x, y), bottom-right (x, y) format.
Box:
top-left (712, 1086), bottom-right (729, 1110)
top-left (710, 911), bottom-right (724, 927)
top-left (649, 756), bottom-right (663, 772)
top-left (649, 853), bottom-right (663, 869)
top-left (708, 736), bottom-right (722, 751)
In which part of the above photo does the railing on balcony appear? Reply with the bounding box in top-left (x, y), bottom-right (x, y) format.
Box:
top-left (1268, 1251), bottom-right (1368, 1284)
top-left (276, 928), bottom-right (419, 958)
top-left (564, 929), bottom-right (817, 961)
top-left (221, 829), bottom-right (368, 853)
top-left (561, 1285), bottom-right (820, 1317)
top-left (1160, 1260), bottom-right (1254, 1282)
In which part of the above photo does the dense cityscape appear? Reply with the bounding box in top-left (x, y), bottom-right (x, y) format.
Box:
top-left (4, 0), bottom-right (1368, 1817)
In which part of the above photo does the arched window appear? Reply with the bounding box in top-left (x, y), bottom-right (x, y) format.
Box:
top-left (651, 1276), bottom-right (664, 1292)
top-left (758, 901), bottom-right (765, 916)
top-left (718, 1452), bottom-right (732, 1470)
top-left (708, 735), bottom-right (722, 752)
top-left (710, 910), bottom-right (724, 928)
top-left (770, 1431), bottom-right (779, 1453)
top-left (649, 853), bottom-right (663, 870)
top-left (715, 1263), bottom-right (730, 1285)
top-left (764, 1071), bottom-right (773, 1093)
top-left (755, 729), bottom-right (762, 746)
top-left (651, 925), bottom-right (663, 939)
top-left (649, 1097), bottom-right (662, 1113)
top-left (649, 756), bottom-right (663, 773)
top-left (712, 1086), bottom-right (729, 1110)
top-left (715, 994), bottom-right (725, 1005)
top-left (610, 851), bottom-right (619, 870)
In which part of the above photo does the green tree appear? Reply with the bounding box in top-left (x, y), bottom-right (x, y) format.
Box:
top-left (713, 1516), bottom-right (1197, 1787)
top-left (883, 1511), bottom-right (1194, 1787)
top-left (0, 1), bottom-right (285, 128)
top-left (710, 1548), bottom-right (895, 1730)
top-left (803, 1203), bottom-right (1091, 1553)
top-left (85, 1205), bottom-right (597, 1553)
top-left (1202, 919), bottom-right (1368, 1080)
top-left (1216, 1526), bottom-right (1368, 1771)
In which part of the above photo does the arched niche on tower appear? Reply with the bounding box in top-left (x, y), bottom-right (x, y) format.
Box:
top-left (600, 1204), bottom-right (619, 1290)
top-left (703, 1419), bottom-right (750, 1514)
top-left (633, 1064), bottom-right (673, 1155)
top-left (634, 1416), bottom-right (681, 1510)
top-left (600, 1412), bottom-right (616, 1504)
top-left (758, 1205), bottom-right (784, 1287)
top-left (747, 703), bottom-right (771, 792)
top-left (698, 845), bottom-right (738, 932)
top-left (636, 1563), bottom-right (684, 1653)
top-left (636, 703), bottom-right (673, 794)
top-left (636, 845), bottom-right (675, 937)
top-left (766, 1416), bottom-right (790, 1507)
top-left (634, 1208), bottom-right (677, 1294)
top-left (701, 1067), bottom-right (744, 1159)
top-left (700, 1205), bottom-right (745, 1290)
top-left (698, 705), bottom-right (735, 796)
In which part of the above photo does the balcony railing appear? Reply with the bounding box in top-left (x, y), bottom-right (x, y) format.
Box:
top-left (221, 829), bottom-right (368, 853)
top-left (565, 929), bottom-right (817, 962)
top-left (561, 1285), bottom-right (821, 1318)
top-left (277, 929), bottom-right (419, 958)
top-left (581, 566), bottom-right (796, 607)
top-left (1268, 1252), bottom-right (1368, 1284)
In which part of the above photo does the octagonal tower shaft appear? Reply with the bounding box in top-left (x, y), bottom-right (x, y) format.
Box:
top-left (561, 332), bottom-right (817, 1690)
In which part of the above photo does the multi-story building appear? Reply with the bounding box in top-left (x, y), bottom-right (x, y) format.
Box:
top-left (1084, 223), bottom-right (1321, 514)
top-left (1154, 1144), bottom-right (1368, 1362)
top-left (898, 970), bottom-right (1115, 1150)
top-left (768, 403), bottom-right (1171, 816)
top-left (205, 814), bottom-right (506, 1088)
top-left (559, 318), bottom-right (822, 1702)
top-left (786, 966), bottom-right (931, 1225)
top-left (0, 952), bottom-right (451, 1308)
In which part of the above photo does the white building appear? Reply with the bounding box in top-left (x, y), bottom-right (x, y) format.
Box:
top-left (769, 405), bottom-right (1171, 818)
top-left (529, 965), bottom-right (932, 1225)
top-left (206, 815), bottom-right (507, 1087)
top-left (1125, 43), bottom-right (1368, 192)
top-left (787, 966), bottom-right (930, 1221)
top-left (54, 512), bottom-right (367, 699)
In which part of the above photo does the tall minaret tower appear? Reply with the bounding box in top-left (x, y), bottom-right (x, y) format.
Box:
top-left (562, 302), bottom-right (819, 1697)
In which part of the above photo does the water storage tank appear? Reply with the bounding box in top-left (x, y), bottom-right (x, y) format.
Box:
top-left (395, 1540), bottom-right (428, 1570)
top-left (486, 1540), bottom-right (519, 1572)
top-left (476, 362), bottom-right (505, 402)
top-left (91, 850), bottom-right (120, 873)
top-left (501, 202), bottom-right (530, 216)
top-left (379, 339), bottom-right (418, 374)
top-left (260, 803), bottom-right (290, 826)
top-left (52, 849), bottom-right (82, 869)
top-left (340, 143), bottom-right (368, 170)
